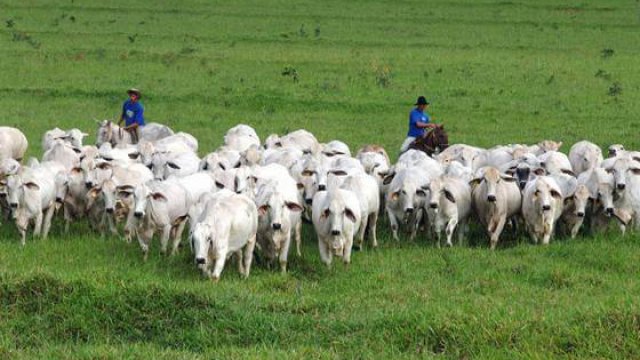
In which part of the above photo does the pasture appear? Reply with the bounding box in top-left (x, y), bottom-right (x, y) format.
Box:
top-left (1, 0), bottom-right (640, 358)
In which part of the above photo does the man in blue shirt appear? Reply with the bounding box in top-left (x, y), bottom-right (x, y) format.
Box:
top-left (400, 96), bottom-right (437, 153)
top-left (118, 88), bottom-right (145, 143)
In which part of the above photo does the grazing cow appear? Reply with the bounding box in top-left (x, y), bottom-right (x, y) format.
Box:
top-left (569, 141), bottom-right (603, 176)
top-left (0, 127), bottom-right (28, 161)
top-left (470, 167), bottom-right (521, 249)
top-left (425, 175), bottom-right (472, 247)
top-left (191, 192), bottom-right (258, 281)
top-left (255, 178), bottom-right (304, 272)
top-left (522, 176), bottom-right (564, 245)
top-left (6, 162), bottom-right (65, 245)
top-left (312, 187), bottom-right (361, 267)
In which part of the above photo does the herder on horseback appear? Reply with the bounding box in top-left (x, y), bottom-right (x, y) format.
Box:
top-left (118, 88), bottom-right (145, 144)
top-left (399, 96), bottom-right (438, 154)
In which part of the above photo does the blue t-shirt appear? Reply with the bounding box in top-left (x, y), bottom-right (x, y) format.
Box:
top-left (407, 108), bottom-right (429, 137)
top-left (122, 100), bottom-right (145, 127)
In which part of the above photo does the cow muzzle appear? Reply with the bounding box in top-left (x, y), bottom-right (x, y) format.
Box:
top-left (134, 211), bottom-right (143, 218)
top-left (195, 258), bottom-right (206, 265)
top-left (542, 205), bottom-right (551, 211)
top-left (606, 207), bottom-right (614, 216)
top-left (617, 184), bottom-right (626, 191)
top-left (487, 195), bottom-right (496, 202)
top-left (576, 211), bottom-right (585, 217)
top-left (429, 203), bottom-right (438, 209)
top-left (106, 208), bottom-right (114, 214)
top-left (272, 223), bottom-right (282, 231)
top-left (331, 230), bottom-right (341, 236)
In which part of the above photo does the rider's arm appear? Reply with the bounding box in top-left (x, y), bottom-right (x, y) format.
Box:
top-left (416, 121), bottom-right (436, 129)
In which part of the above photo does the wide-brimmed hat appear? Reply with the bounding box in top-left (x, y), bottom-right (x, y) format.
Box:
top-left (415, 96), bottom-right (429, 105)
top-left (127, 88), bottom-right (142, 98)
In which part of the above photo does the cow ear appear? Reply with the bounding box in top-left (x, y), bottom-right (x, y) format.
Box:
top-left (71, 167), bottom-right (83, 175)
top-left (344, 208), bottom-right (357, 223)
top-left (563, 197), bottom-right (573, 205)
top-left (382, 172), bottom-right (395, 185)
top-left (296, 183), bottom-right (304, 190)
top-left (532, 168), bottom-right (546, 176)
top-left (550, 189), bottom-right (562, 199)
top-left (329, 170), bottom-right (348, 176)
top-left (389, 191), bottom-right (399, 201)
top-left (151, 192), bottom-right (168, 202)
top-left (630, 168), bottom-right (640, 175)
top-left (97, 162), bottom-right (112, 170)
top-left (117, 190), bottom-right (132, 198)
top-left (257, 204), bottom-right (270, 216)
top-left (605, 168), bottom-right (614, 174)
top-left (218, 163), bottom-right (226, 170)
top-left (215, 181), bottom-right (225, 189)
top-left (301, 170), bottom-right (315, 176)
top-left (561, 169), bottom-right (576, 177)
top-left (500, 175), bottom-right (517, 182)
top-left (88, 187), bottom-right (101, 198)
top-left (167, 162), bottom-right (181, 170)
top-left (233, 162), bottom-right (242, 169)
top-left (416, 189), bottom-right (426, 197)
top-left (72, 147), bottom-right (82, 154)
top-left (285, 201), bottom-right (304, 212)
top-left (128, 152), bottom-right (140, 160)
top-left (24, 182), bottom-right (40, 190)
top-left (469, 178), bottom-right (481, 187)
top-left (443, 189), bottom-right (456, 203)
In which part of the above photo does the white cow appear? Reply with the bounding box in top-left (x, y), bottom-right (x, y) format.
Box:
top-left (191, 192), bottom-right (258, 281)
top-left (6, 161), bottom-right (65, 245)
top-left (577, 168), bottom-right (617, 233)
top-left (95, 120), bottom-right (174, 147)
top-left (42, 140), bottom-right (81, 171)
top-left (0, 127), bottom-right (28, 161)
top-left (522, 176), bottom-right (564, 245)
top-left (425, 175), bottom-right (472, 247)
top-left (569, 140), bottom-right (603, 175)
top-left (339, 172), bottom-right (379, 250)
top-left (312, 187), bottom-right (361, 267)
top-left (150, 151), bottom-right (200, 180)
top-left (223, 124), bottom-right (260, 152)
top-left (132, 132), bottom-right (198, 167)
top-left (255, 178), bottom-right (304, 273)
top-left (132, 180), bottom-right (191, 259)
top-left (470, 167), bottom-right (522, 249)
top-left (559, 184), bottom-right (591, 239)
top-left (264, 129), bottom-right (320, 155)
top-left (384, 167), bottom-right (431, 241)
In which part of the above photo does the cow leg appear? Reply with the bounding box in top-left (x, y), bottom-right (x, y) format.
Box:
top-left (445, 218), bottom-right (458, 247)
top-left (235, 250), bottom-right (245, 276)
top-left (138, 227), bottom-right (154, 261)
top-left (33, 210), bottom-right (44, 237)
top-left (386, 208), bottom-right (400, 241)
top-left (170, 221), bottom-right (188, 256)
top-left (356, 214), bottom-right (368, 250)
top-left (489, 217), bottom-right (506, 250)
top-left (294, 220), bottom-right (302, 257)
top-left (211, 250), bottom-right (227, 281)
top-left (279, 235), bottom-right (291, 273)
top-left (107, 213), bottom-right (118, 236)
top-left (159, 224), bottom-right (171, 255)
top-left (457, 221), bottom-right (467, 246)
top-left (343, 234), bottom-right (353, 266)
top-left (368, 211), bottom-right (379, 248)
top-left (41, 206), bottom-right (56, 239)
top-left (242, 235), bottom-right (256, 278)
top-left (318, 239), bottom-right (332, 267)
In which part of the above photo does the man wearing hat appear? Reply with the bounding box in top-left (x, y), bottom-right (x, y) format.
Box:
top-left (118, 88), bottom-right (145, 144)
top-left (399, 96), bottom-right (437, 153)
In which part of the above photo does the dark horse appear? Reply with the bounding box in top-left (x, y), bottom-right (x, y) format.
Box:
top-left (408, 125), bottom-right (449, 156)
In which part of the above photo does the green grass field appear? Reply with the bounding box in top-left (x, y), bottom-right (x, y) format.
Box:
top-left (1, 0), bottom-right (640, 358)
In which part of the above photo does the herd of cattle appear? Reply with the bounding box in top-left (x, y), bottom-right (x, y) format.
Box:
top-left (0, 122), bottom-right (638, 280)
